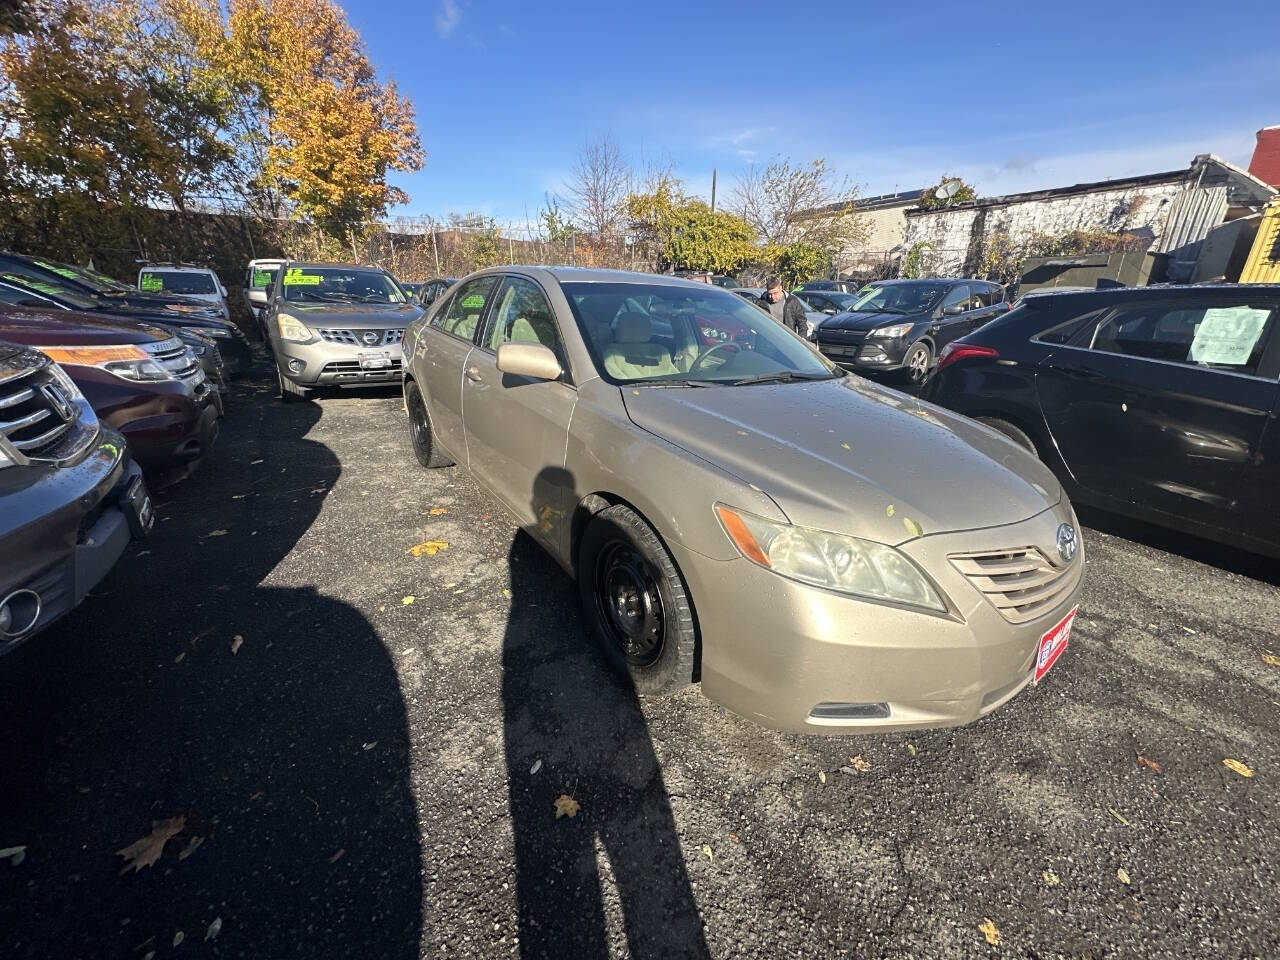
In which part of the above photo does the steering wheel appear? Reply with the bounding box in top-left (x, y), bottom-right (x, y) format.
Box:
top-left (689, 341), bottom-right (742, 372)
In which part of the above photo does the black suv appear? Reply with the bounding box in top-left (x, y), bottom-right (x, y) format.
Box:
top-left (0, 343), bottom-right (152, 653)
top-left (921, 284), bottom-right (1280, 559)
top-left (814, 278), bottom-right (1008, 383)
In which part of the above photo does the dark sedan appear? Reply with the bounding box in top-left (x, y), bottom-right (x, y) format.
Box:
top-left (413, 276), bottom-right (458, 308)
top-left (921, 284), bottom-right (1280, 559)
top-left (814, 278), bottom-right (1008, 384)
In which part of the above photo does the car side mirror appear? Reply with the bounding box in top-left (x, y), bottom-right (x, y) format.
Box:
top-left (823, 307), bottom-right (837, 315)
top-left (943, 304), bottom-right (964, 316)
top-left (497, 342), bottom-right (561, 381)
top-left (219, 284), bottom-right (228, 298)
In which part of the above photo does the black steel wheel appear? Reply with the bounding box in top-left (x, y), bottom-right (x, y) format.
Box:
top-left (404, 378), bottom-right (453, 468)
top-left (578, 504), bottom-right (697, 695)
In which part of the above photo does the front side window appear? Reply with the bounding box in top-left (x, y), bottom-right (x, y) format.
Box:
top-left (281, 267), bottom-right (406, 305)
top-left (485, 277), bottom-right (563, 358)
top-left (940, 285), bottom-right (973, 313)
top-left (562, 281), bottom-right (839, 385)
top-left (1086, 301), bottom-right (1276, 375)
top-left (141, 270), bottom-right (217, 295)
top-left (850, 282), bottom-right (948, 315)
top-left (432, 275), bottom-right (498, 340)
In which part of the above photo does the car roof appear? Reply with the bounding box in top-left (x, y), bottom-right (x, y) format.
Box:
top-left (870, 277), bottom-right (983, 288)
top-left (473, 265), bottom-right (737, 290)
top-left (138, 263), bottom-right (214, 272)
top-left (280, 260), bottom-right (392, 272)
top-left (1021, 282), bottom-right (1280, 306)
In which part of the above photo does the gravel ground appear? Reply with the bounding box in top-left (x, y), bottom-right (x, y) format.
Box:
top-left (2, 372), bottom-right (1278, 959)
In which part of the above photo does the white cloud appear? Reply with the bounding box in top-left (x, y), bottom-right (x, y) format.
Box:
top-left (435, 0), bottom-right (462, 39)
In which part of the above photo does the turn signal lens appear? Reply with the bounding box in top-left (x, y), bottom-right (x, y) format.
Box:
top-left (714, 504), bottom-right (771, 567)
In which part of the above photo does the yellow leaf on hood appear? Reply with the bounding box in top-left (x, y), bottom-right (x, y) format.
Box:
top-left (1223, 758), bottom-right (1254, 778)
top-left (978, 917), bottom-right (1002, 946)
top-left (408, 540), bottom-right (449, 557)
top-left (117, 816), bottom-right (186, 874)
top-left (903, 517), bottom-right (923, 538)
top-left (554, 794), bottom-right (580, 819)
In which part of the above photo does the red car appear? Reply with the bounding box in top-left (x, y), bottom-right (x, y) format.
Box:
top-left (0, 306), bottom-right (221, 485)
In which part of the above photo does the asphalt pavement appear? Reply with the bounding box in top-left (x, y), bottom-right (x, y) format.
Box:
top-left (2, 372), bottom-right (1278, 959)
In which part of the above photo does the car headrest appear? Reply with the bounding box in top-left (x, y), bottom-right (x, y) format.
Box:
top-left (614, 312), bottom-right (652, 344)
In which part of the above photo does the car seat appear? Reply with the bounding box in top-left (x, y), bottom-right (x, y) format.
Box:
top-left (601, 312), bottom-right (681, 379)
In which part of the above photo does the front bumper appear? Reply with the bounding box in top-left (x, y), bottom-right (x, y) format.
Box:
top-left (817, 334), bottom-right (911, 372)
top-left (0, 434), bottom-right (148, 655)
top-left (680, 499), bottom-right (1083, 734)
top-left (115, 380), bottom-right (221, 475)
top-left (276, 338), bottom-right (403, 388)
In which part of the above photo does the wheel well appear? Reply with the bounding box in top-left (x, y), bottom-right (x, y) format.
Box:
top-left (570, 491), bottom-right (703, 682)
top-left (971, 411), bottom-right (1044, 456)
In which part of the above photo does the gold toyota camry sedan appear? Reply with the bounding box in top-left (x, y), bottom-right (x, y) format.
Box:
top-left (401, 267), bottom-right (1083, 734)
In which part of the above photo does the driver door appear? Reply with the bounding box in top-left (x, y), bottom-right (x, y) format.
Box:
top-left (929, 285), bottom-right (976, 352)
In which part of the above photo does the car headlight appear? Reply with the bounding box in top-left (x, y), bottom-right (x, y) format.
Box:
top-left (277, 313), bottom-right (313, 343)
top-left (42, 345), bottom-right (173, 382)
top-left (871, 322), bottom-right (914, 338)
top-left (715, 504), bottom-right (946, 612)
top-left (189, 325), bottom-right (231, 338)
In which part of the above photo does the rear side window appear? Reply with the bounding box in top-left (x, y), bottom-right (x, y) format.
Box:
top-left (1084, 301), bottom-right (1277, 375)
top-left (432, 276), bottom-right (498, 341)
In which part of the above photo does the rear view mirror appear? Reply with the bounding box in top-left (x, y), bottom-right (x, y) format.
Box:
top-left (497, 342), bottom-right (562, 381)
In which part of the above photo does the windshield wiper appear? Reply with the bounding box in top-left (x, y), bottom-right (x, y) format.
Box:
top-left (632, 378), bottom-right (720, 388)
top-left (727, 371), bottom-right (834, 386)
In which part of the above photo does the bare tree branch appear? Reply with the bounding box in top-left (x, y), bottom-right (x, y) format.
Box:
top-left (565, 133), bottom-right (631, 242)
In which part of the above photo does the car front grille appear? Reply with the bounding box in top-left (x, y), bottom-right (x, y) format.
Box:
top-left (320, 358), bottom-right (402, 380)
top-left (0, 357), bottom-right (94, 462)
top-left (317, 328), bottom-right (404, 346)
top-left (816, 330), bottom-right (867, 358)
top-left (949, 547), bottom-right (1082, 625)
top-left (143, 338), bottom-right (201, 380)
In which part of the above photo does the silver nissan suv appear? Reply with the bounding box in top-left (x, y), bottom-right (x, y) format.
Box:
top-left (263, 261), bottom-right (423, 401)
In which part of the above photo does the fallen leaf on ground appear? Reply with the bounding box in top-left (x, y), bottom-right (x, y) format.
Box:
top-left (408, 540), bottom-right (449, 557)
top-left (978, 917), bottom-right (1001, 946)
top-left (1262, 652), bottom-right (1280, 667)
top-left (702, 845), bottom-right (713, 862)
top-left (0, 845), bottom-right (26, 866)
top-left (902, 517), bottom-right (924, 538)
top-left (117, 817), bottom-right (186, 874)
top-left (1223, 758), bottom-right (1254, 778)
top-left (554, 794), bottom-right (580, 819)
top-left (362, 741), bottom-right (377, 751)
top-left (1136, 754), bottom-right (1162, 775)
top-left (176, 836), bottom-right (203, 861)
top-left (401, 596), bottom-right (416, 606)
top-left (172, 931), bottom-right (184, 947)
top-left (1117, 867), bottom-right (1131, 885)
top-left (849, 755), bottom-right (871, 773)
top-left (1108, 808), bottom-right (1131, 827)
top-left (727, 833), bottom-right (740, 843)
top-left (906, 742), bottom-right (916, 757)
top-left (529, 759), bottom-right (542, 775)
top-left (250, 459), bottom-right (263, 465)
top-left (230, 635), bottom-right (243, 654)
top-left (173, 652), bottom-right (185, 664)
top-left (818, 770), bottom-right (827, 784)
top-left (205, 918), bottom-right (222, 942)
top-left (329, 848), bottom-right (345, 863)
top-left (1042, 869), bottom-right (1060, 886)
top-left (205, 529), bottom-right (227, 538)
top-left (428, 507), bottom-right (448, 516)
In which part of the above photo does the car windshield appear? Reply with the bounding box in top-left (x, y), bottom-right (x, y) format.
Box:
top-left (27, 257), bottom-right (132, 292)
top-left (562, 281), bottom-right (841, 386)
top-left (141, 270), bottom-right (217, 295)
top-left (0, 271), bottom-right (101, 310)
top-left (281, 267), bottom-right (406, 304)
top-left (850, 282), bottom-right (948, 314)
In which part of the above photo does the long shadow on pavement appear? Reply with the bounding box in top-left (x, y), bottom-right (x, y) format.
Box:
top-left (0, 380), bottom-right (422, 958)
top-left (502, 498), bottom-right (710, 959)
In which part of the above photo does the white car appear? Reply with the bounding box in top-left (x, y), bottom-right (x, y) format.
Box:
top-left (243, 258), bottom-right (286, 324)
top-left (137, 264), bottom-right (230, 322)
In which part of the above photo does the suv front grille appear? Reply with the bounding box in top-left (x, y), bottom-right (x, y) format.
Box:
top-left (0, 359), bottom-right (91, 461)
top-left (143, 338), bottom-right (201, 380)
top-left (318, 328), bottom-right (405, 347)
top-left (950, 547), bottom-right (1081, 625)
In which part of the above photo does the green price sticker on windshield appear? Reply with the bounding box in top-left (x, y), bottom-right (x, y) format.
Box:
top-left (283, 269), bottom-right (321, 286)
top-left (460, 294), bottom-right (486, 309)
top-left (252, 269), bottom-right (272, 287)
top-left (140, 274), bottom-right (163, 291)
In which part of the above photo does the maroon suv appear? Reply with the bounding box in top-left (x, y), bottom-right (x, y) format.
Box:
top-left (0, 306), bottom-right (221, 484)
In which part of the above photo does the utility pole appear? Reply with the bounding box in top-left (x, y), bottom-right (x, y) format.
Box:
top-left (430, 229), bottom-right (441, 275)
top-left (710, 169), bottom-right (717, 212)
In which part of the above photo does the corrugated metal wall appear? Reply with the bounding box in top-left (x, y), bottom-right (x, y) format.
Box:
top-left (1240, 198), bottom-right (1280, 284)
top-left (1154, 186), bottom-right (1228, 281)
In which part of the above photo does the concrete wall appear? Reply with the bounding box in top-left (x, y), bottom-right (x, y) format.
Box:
top-left (902, 180), bottom-right (1188, 276)
top-left (831, 203), bottom-right (914, 275)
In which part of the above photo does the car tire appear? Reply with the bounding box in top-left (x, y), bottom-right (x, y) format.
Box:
top-left (979, 417), bottom-right (1039, 457)
top-left (904, 341), bottom-right (932, 384)
top-left (404, 378), bottom-right (453, 468)
top-left (277, 365), bottom-right (310, 402)
top-left (578, 504), bottom-right (696, 696)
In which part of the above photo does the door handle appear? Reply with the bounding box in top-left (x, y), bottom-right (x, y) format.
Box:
top-left (465, 366), bottom-right (482, 383)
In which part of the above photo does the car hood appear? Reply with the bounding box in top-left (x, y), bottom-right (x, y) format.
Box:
top-left (820, 310), bottom-right (928, 332)
top-left (0, 306), bottom-right (168, 345)
top-left (620, 375), bottom-right (1062, 545)
top-left (289, 302), bottom-right (423, 328)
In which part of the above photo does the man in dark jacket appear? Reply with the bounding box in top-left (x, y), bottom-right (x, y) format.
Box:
top-left (758, 277), bottom-right (808, 337)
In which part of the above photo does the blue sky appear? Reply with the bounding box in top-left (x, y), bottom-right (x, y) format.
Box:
top-left (346, 0), bottom-right (1280, 232)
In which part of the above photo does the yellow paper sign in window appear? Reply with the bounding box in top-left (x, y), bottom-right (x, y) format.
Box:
top-left (284, 269), bottom-right (321, 286)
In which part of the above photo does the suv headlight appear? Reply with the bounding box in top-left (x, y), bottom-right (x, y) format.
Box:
top-left (871, 322), bottom-right (914, 338)
top-left (42, 345), bottom-right (174, 382)
top-left (715, 504), bottom-right (946, 612)
top-left (277, 313), bottom-right (313, 343)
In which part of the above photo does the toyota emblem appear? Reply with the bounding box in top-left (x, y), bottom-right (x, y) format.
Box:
top-left (1056, 523), bottom-right (1078, 562)
top-left (362, 331), bottom-right (380, 346)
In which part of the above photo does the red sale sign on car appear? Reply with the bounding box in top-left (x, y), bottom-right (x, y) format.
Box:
top-left (1034, 606), bottom-right (1077, 684)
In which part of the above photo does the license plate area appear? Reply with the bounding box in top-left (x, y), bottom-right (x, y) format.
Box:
top-left (122, 475), bottom-right (155, 538)
top-left (1033, 605), bottom-right (1076, 684)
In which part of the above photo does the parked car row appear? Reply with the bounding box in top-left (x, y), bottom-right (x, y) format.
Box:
top-left (0, 250), bottom-right (241, 655)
